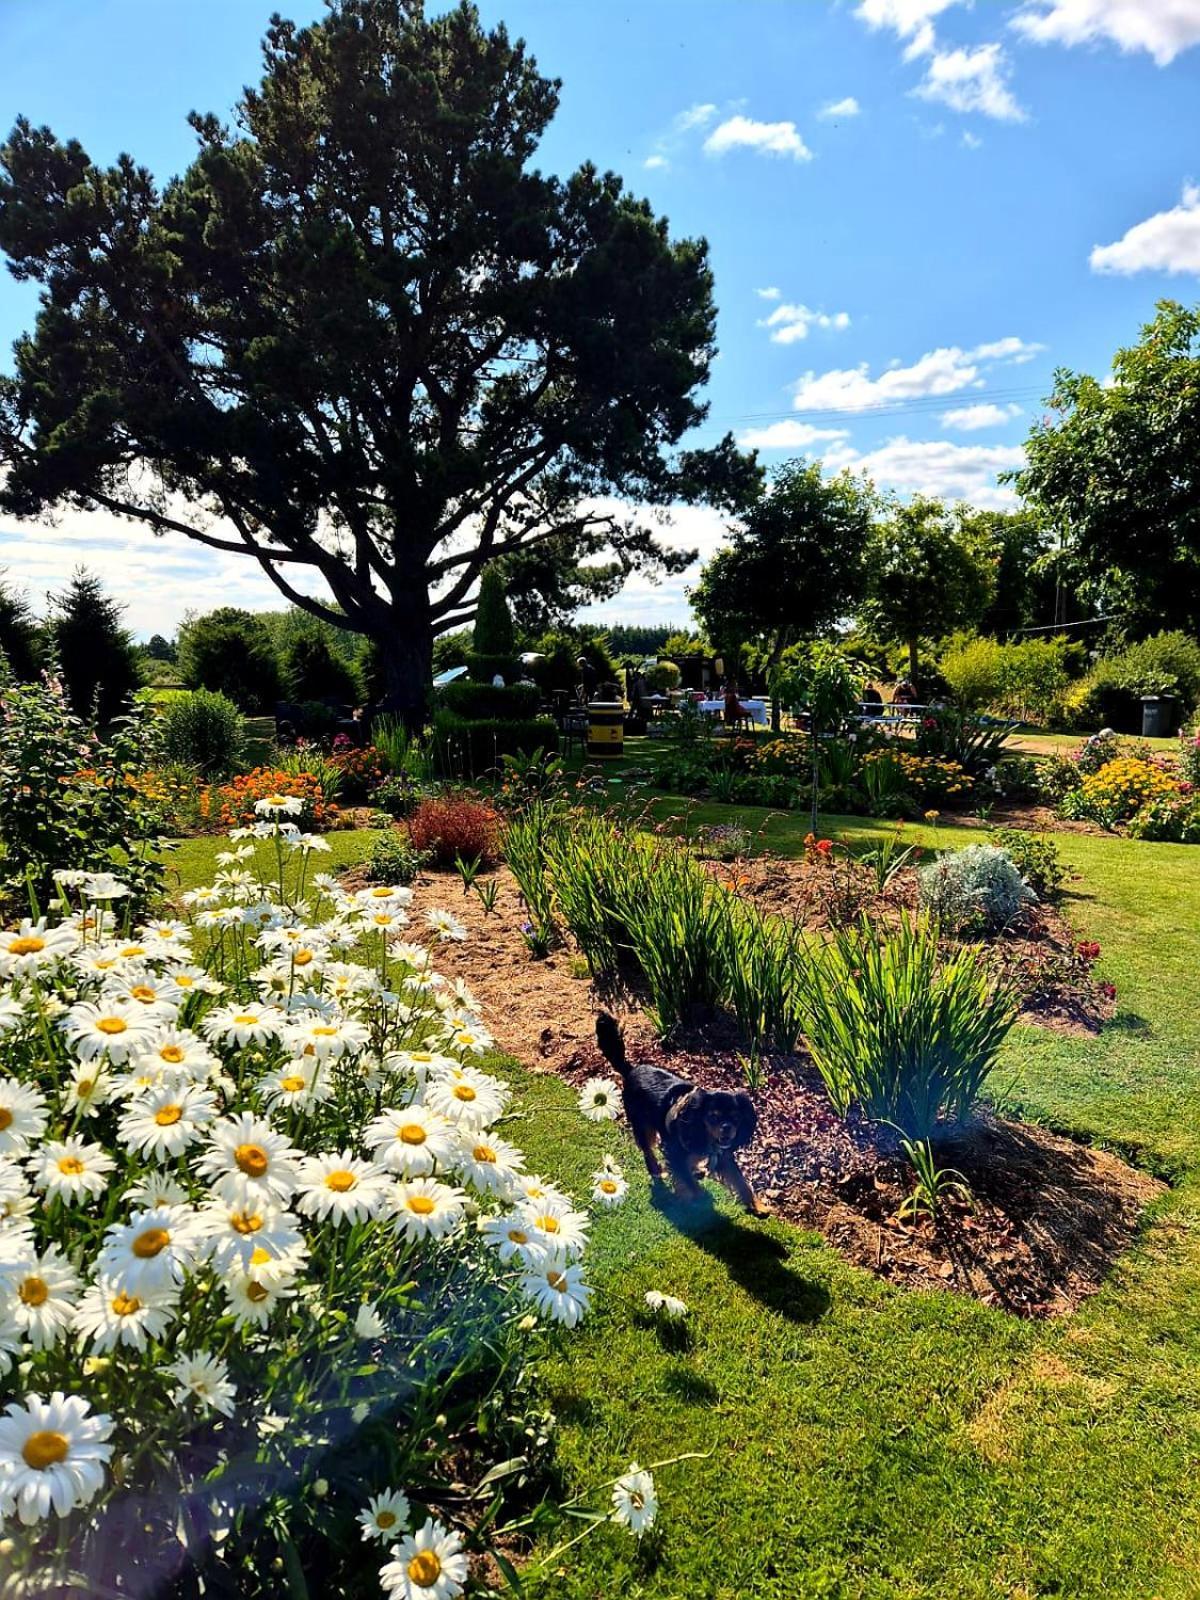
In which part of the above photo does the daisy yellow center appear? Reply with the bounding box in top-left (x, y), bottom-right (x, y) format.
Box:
top-left (370, 887), bottom-right (392, 898)
top-left (120, 946), bottom-right (146, 958)
top-left (0, 1108), bottom-right (12, 1131)
top-left (19, 1275), bottom-right (49, 1307)
top-left (246, 1281), bottom-right (271, 1303)
top-left (57, 1155), bottom-right (85, 1175)
top-left (398, 1123), bottom-right (427, 1145)
top-left (376, 1510), bottom-right (397, 1530)
top-left (525, 1186), bottom-right (545, 1200)
top-left (176, 975), bottom-right (195, 988)
top-left (75, 1078), bottom-right (95, 1096)
top-left (159, 1046), bottom-right (186, 1065)
top-left (629, 1490), bottom-right (645, 1510)
top-left (154, 1105), bottom-right (183, 1127)
top-left (22, 1431), bottom-right (69, 1471)
top-left (411, 1053), bottom-right (433, 1063)
top-left (93, 959), bottom-right (116, 970)
top-left (96, 1017), bottom-right (127, 1036)
top-left (473, 1145), bottom-right (496, 1163)
top-left (538, 1216), bottom-right (560, 1234)
top-left (324, 1169), bottom-right (358, 1192)
top-left (311, 1026), bottom-right (338, 1037)
top-left (452, 1085), bottom-right (476, 1103)
top-left (301, 1044), bottom-right (316, 1056)
top-left (130, 986), bottom-right (157, 1002)
top-left (293, 950), bottom-right (313, 966)
top-left (280, 1074), bottom-right (307, 1093)
top-left (457, 1034), bottom-right (477, 1046)
top-left (407, 1552), bottom-right (442, 1588)
top-left (264, 794), bottom-right (288, 806)
top-left (373, 914), bottom-right (393, 926)
top-left (133, 1226), bottom-right (170, 1259)
top-left (235, 1143), bottom-right (270, 1177)
top-left (600, 1180), bottom-right (618, 1194)
top-left (231, 1210), bottom-right (263, 1235)
top-left (111, 1291), bottom-right (142, 1316)
top-left (507, 1228), bottom-right (528, 1245)
top-left (232, 1014), bottom-right (259, 1027)
top-left (407, 1195), bottom-right (436, 1215)
top-left (547, 1270), bottom-right (568, 1292)
top-left (8, 936), bottom-right (45, 956)
top-left (249, 1247), bottom-right (272, 1266)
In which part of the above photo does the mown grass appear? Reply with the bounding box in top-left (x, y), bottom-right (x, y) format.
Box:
top-left (170, 813), bottom-right (1200, 1598)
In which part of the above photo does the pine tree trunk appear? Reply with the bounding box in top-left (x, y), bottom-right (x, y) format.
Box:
top-left (371, 606), bottom-right (433, 733)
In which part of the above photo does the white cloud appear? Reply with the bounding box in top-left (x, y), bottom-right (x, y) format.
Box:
top-left (703, 116), bottom-right (812, 162)
top-left (736, 420), bottom-right (852, 450)
top-left (940, 401), bottom-right (1023, 430)
top-left (790, 337), bottom-right (1043, 412)
top-left (674, 102), bottom-right (719, 133)
top-left (818, 96), bottom-right (862, 119)
top-left (643, 154), bottom-right (669, 171)
top-left (961, 129), bottom-right (983, 149)
top-left (914, 43), bottom-right (1026, 121)
top-left (758, 303), bottom-right (852, 344)
top-left (756, 285), bottom-right (782, 301)
top-left (1090, 183), bottom-right (1200, 277)
top-left (821, 436), bottom-right (1024, 509)
top-left (579, 501), bottom-right (736, 630)
top-left (854, 0), bottom-right (964, 59)
top-left (1012, 0), bottom-right (1200, 66)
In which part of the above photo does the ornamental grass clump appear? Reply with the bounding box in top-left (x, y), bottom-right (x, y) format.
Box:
top-left (0, 803), bottom-right (596, 1595)
top-left (918, 844), bottom-right (1036, 935)
top-left (801, 914), bottom-right (1018, 1141)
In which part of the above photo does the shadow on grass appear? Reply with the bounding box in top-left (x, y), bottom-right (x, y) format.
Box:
top-left (650, 1188), bottom-right (831, 1325)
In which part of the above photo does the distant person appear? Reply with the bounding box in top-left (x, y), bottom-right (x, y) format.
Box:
top-left (723, 678), bottom-right (744, 728)
top-left (892, 679), bottom-right (917, 707)
top-left (861, 685), bottom-right (883, 710)
top-left (577, 654), bottom-right (599, 703)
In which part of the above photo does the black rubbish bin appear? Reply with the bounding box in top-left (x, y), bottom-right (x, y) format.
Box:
top-left (1141, 696), bottom-right (1178, 738)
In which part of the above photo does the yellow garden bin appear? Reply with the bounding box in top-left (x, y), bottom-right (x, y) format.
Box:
top-left (586, 700), bottom-right (625, 758)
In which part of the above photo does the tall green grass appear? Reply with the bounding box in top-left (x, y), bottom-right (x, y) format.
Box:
top-left (502, 799), bottom-right (560, 953)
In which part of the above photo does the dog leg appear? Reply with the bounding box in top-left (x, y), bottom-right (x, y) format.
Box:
top-left (713, 1156), bottom-right (769, 1217)
top-left (630, 1115), bottom-right (664, 1180)
top-left (663, 1142), bottom-right (706, 1203)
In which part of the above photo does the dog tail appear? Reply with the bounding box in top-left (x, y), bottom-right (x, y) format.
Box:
top-left (595, 1012), bottom-right (629, 1074)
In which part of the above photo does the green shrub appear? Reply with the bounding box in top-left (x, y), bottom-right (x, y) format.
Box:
top-left (47, 569), bottom-right (141, 727)
top-left (431, 709), bottom-right (558, 777)
top-left (801, 915), bottom-right (1017, 1139)
top-left (364, 828), bottom-right (429, 884)
top-left (280, 626), bottom-right (361, 704)
top-left (439, 680), bottom-right (540, 719)
top-left (986, 827), bottom-right (1067, 899)
top-left (645, 660), bottom-right (682, 694)
top-left (158, 689), bottom-right (246, 777)
top-left (372, 716), bottom-right (435, 782)
top-left (473, 565), bottom-right (516, 656)
top-left (913, 707), bottom-right (1015, 774)
top-left (940, 633), bottom-right (1080, 723)
top-left (917, 844), bottom-right (1036, 933)
top-left (177, 607), bottom-right (282, 712)
top-left (1065, 632), bottom-right (1200, 731)
top-left (372, 773), bottom-right (432, 818)
top-left (464, 649), bottom-right (522, 684)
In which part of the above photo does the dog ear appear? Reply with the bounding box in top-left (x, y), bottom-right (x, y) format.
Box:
top-left (667, 1089), bottom-right (709, 1151)
top-left (730, 1092), bottom-right (758, 1147)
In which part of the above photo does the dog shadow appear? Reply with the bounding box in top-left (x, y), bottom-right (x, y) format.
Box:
top-left (650, 1186), bottom-right (830, 1325)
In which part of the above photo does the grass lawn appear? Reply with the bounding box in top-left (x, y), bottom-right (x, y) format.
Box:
top-left (171, 815), bottom-right (1200, 1598)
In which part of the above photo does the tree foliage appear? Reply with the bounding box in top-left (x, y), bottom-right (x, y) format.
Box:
top-left (176, 608), bottom-right (282, 712)
top-left (1016, 300), bottom-right (1200, 636)
top-left (280, 625), bottom-right (362, 705)
top-left (0, 0), bottom-right (756, 722)
top-left (45, 568), bottom-right (139, 725)
top-left (0, 574), bottom-right (39, 681)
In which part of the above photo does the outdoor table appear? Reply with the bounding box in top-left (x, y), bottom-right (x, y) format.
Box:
top-left (696, 698), bottom-right (768, 725)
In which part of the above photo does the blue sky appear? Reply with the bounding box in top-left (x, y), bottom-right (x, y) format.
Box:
top-left (1, 0), bottom-right (1198, 636)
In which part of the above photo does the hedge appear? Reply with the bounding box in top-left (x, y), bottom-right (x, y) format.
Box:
top-left (431, 710), bottom-right (558, 777)
top-left (438, 680), bottom-right (540, 719)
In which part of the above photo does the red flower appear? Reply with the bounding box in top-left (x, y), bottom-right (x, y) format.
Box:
top-left (816, 838), bottom-right (833, 855)
top-left (1077, 940), bottom-right (1101, 963)
top-left (1099, 982), bottom-right (1117, 1002)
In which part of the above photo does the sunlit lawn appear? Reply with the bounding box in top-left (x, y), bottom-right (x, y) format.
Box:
top-left (169, 809), bottom-right (1200, 1598)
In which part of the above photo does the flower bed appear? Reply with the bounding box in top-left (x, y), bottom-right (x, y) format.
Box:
top-left (0, 805), bottom-right (607, 1594)
top-left (215, 766), bottom-right (341, 830)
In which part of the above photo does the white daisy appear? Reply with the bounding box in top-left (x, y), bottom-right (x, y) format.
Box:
top-left (0, 996), bottom-right (28, 1037)
top-left (80, 871), bottom-right (130, 901)
top-left (364, 1105), bottom-right (460, 1178)
top-left (132, 1027), bottom-right (220, 1081)
top-left (195, 1113), bottom-right (303, 1207)
top-left (254, 793), bottom-right (304, 816)
top-left (0, 1301), bottom-right (23, 1375)
top-left (510, 1174), bottom-right (572, 1212)
top-left (591, 1171), bottom-right (629, 1208)
top-left (294, 1152), bottom-right (392, 1226)
top-left (644, 1290), bottom-right (689, 1320)
top-left (390, 1179), bottom-right (466, 1243)
top-left (354, 1301), bottom-right (387, 1340)
top-left (578, 1076), bottom-right (621, 1123)
top-left (0, 1391), bottom-right (114, 1524)
top-left (358, 1487), bottom-right (412, 1544)
top-left (95, 1207), bottom-right (201, 1297)
top-left (196, 1198), bottom-right (305, 1277)
top-left (356, 907), bottom-right (410, 938)
top-left (256, 1058), bottom-right (334, 1116)
top-left (611, 1463), bottom-right (658, 1537)
top-left (99, 968), bottom-right (179, 1018)
top-left (222, 1263), bottom-right (295, 1328)
top-left (446, 1023), bottom-right (492, 1055)
top-left (31, 1139), bottom-right (116, 1206)
top-left (1, 1246), bottom-right (81, 1350)
top-left (479, 1212), bottom-right (550, 1269)
top-left (285, 1014), bottom-right (369, 1060)
top-left (60, 999), bottom-right (157, 1063)
top-left (0, 920), bottom-right (77, 979)
top-left (201, 1004), bottom-right (285, 1049)
top-left (61, 1062), bottom-right (115, 1119)
top-left (424, 1072), bottom-right (504, 1130)
top-left (380, 1517), bottom-right (468, 1600)
top-left (453, 1134), bottom-right (525, 1197)
top-left (0, 1080), bottom-right (48, 1156)
top-left (354, 884), bottom-right (414, 908)
top-left (118, 1081), bottom-right (220, 1161)
top-left (72, 1282), bottom-right (177, 1352)
top-left (424, 908), bottom-right (467, 943)
top-left (520, 1198), bottom-right (590, 1260)
top-left (137, 918), bottom-right (192, 949)
top-left (166, 1351), bottom-right (237, 1417)
top-left (519, 1256), bottom-right (591, 1328)
top-left (124, 1171), bottom-right (189, 1210)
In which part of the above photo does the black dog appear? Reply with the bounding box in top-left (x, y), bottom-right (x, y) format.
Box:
top-left (595, 1013), bottom-right (765, 1215)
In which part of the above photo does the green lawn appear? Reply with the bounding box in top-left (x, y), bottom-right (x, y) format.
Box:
top-left (171, 814), bottom-right (1200, 1598)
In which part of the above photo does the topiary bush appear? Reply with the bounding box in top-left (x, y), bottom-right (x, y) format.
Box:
top-left (158, 689), bottom-right (246, 777)
top-left (439, 680), bottom-right (540, 719)
top-left (917, 844), bottom-right (1036, 934)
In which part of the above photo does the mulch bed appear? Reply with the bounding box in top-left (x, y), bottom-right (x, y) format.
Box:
top-left (361, 857), bottom-right (1161, 1318)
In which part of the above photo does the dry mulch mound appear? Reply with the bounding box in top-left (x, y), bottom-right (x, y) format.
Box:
top-left (372, 860), bottom-right (1160, 1318)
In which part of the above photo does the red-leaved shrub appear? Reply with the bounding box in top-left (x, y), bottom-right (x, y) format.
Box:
top-left (406, 793), bottom-right (501, 868)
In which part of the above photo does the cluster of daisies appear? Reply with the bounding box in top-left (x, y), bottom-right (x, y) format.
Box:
top-left (0, 809), bottom-right (615, 1596)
